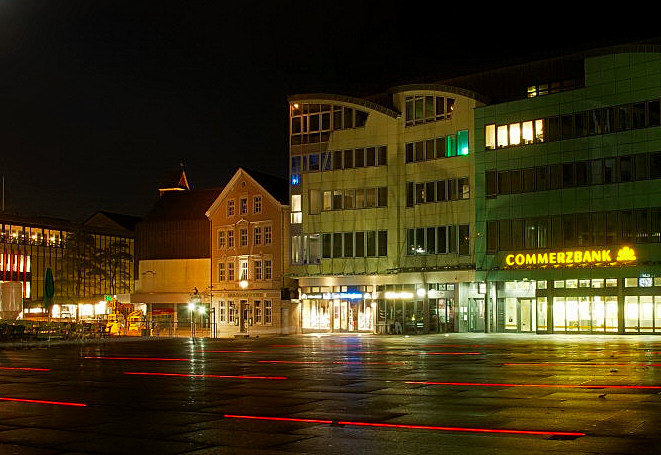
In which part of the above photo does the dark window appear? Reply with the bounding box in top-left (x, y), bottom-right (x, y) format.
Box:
top-left (550, 164), bottom-right (563, 189)
top-left (435, 137), bottom-right (445, 158)
top-left (426, 227), bottom-right (436, 254)
top-left (511, 219), bottom-right (524, 249)
top-left (536, 166), bottom-right (549, 191)
top-left (437, 226), bottom-right (447, 253)
top-left (574, 112), bottom-right (588, 137)
top-left (651, 208), bottom-right (661, 243)
top-left (562, 214), bottom-right (576, 247)
top-left (576, 213), bottom-right (591, 246)
top-left (605, 211), bottom-right (618, 244)
top-left (333, 233), bottom-right (343, 258)
top-left (619, 156), bottom-right (632, 182)
top-left (590, 159), bottom-right (603, 184)
top-left (405, 143), bottom-right (414, 163)
top-left (486, 221), bottom-right (498, 253)
top-left (378, 187), bottom-right (388, 207)
top-left (436, 180), bottom-right (446, 201)
top-left (378, 146), bottom-right (387, 165)
top-left (458, 225), bottom-right (470, 256)
top-left (355, 232), bottom-right (365, 257)
top-left (322, 234), bottom-right (332, 258)
top-left (604, 158), bottom-right (616, 183)
top-left (619, 210), bottom-right (633, 242)
top-left (344, 107), bottom-right (353, 128)
top-left (415, 141), bottom-right (424, 161)
top-left (366, 147), bottom-right (376, 166)
top-left (551, 216), bottom-right (563, 248)
top-left (354, 148), bottom-right (365, 167)
top-left (632, 103), bottom-right (646, 129)
top-left (524, 218), bottom-right (537, 249)
top-left (367, 231), bottom-right (376, 257)
top-left (562, 163), bottom-right (575, 187)
top-left (406, 182), bottom-right (414, 207)
top-left (651, 152), bottom-right (661, 179)
top-left (649, 100), bottom-right (661, 126)
top-left (343, 150), bottom-right (353, 169)
top-left (498, 219), bottom-right (511, 250)
top-left (616, 105), bottom-right (631, 131)
top-left (523, 168), bottom-right (536, 192)
top-left (425, 182), bottom-right (435, 203)
top-left (447, 179), bottom-right (457, 200)
top-left (498, 171), bottom-right (511, 195)
top-left (333, 151), bottom-right (343, 169)
top-left (425, 139), bottom-right (435, 160)
top-left (510, 170), bottom-right (522, 194)
top-left (561, 114), bottom-right (574, 139)
top-left (634, 153), bottom-right (649, 180)
top-left (592, 212), bottom-right (605, 245)
top-left (575, 161), bottom-right (588, 186)
top-left (486, 170), bottom-right (498, 197)
top-left (636, 209), bottom-right (650, 243)
top-left (378, 231), bottom-right (388, 256)
top-left (415, 183), bottom-right (425, 204)
top-left (547, 116), bottom-right (561, 141)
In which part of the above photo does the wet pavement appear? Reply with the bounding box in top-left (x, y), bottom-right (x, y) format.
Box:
top-left (1, 333), bottom-right (661, 454)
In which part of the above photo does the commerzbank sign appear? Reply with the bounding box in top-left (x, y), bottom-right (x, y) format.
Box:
top-left (504, 246), bottom-right (637, 268)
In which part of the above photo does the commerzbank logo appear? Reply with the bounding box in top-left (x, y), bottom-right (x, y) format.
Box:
top-left (504, 246), bottom-right (637, 268)
top-left (616, 246), bottom-right (637, 262)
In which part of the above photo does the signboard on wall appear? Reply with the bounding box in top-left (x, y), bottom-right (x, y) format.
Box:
top-left (503, 246), bottom-right (637, 269)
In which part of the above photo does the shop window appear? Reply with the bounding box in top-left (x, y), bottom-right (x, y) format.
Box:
top-left (591, 279), bottom-right (604, 288)
top-left (605, 278), bottom-right (618, 287)
top-left (625, 278), bottom-right (638, 287)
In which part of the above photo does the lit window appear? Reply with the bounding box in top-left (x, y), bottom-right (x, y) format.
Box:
top-left (254, 227), bottom-right (262, 245)
top-left (535, 119), bottom-right (544, 142)
top-left (485, 124), bottom-right (496, 150)
top-left (509, 123), bottom-right (521, 146)
top-left (264, 260), bottom-right (272, 279)
top-left (240, 228), bottom-right (248, 246)
top-left (217, 231), bottom-right (225, 249)
top-left (253, 196), bottom-right (262, 213)
top-left (218, 263), bottom-right (225, 281)
top-left (497, 125), bottom-right (508, 148)
top-left (227, 200), bottom-right (235, 217)
top-left (522, 121), bottom-right (534, 144)
top-left (240, 260), bottom-right (248, 280)
top-left (264, 226), bottom-right (272, 244)
top-left (240, 198), bottom-right (248, 214)
top-left (264, 299), bottom-right (272, 324)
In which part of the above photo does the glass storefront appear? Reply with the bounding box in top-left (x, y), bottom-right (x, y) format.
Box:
top-left (551, 296), bottom-right (618, 333)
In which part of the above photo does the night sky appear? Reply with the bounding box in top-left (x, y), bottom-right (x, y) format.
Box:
top-left (0, 1), bottom-right (656, 221)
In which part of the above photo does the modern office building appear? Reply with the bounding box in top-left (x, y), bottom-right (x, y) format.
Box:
top-left (288, 87), bottom-right (483, 334)
top-left (0, 211), bottom-right (137, 319)
top-left (474, 44), bottom-right (661, 334)
top-left (206, 168), bottom-right (297, 337)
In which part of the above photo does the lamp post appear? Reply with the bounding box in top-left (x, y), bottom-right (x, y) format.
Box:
top-left (188, 302), bottom-right (196, 338)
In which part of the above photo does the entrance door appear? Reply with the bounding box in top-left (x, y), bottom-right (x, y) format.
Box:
top-left (519, 299), bottom-right (534, 332)
top-left (468, 299), bottom-right (485, 332)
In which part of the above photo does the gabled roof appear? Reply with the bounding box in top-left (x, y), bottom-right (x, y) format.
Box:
top-left (205, 168), bottom-right (289, 218)
top-left (158, 165), bottom-right (190, 193)
top-left (83, 211), bottom-right (142, 232)
top-left (143, 188), bottom-right (222, 222)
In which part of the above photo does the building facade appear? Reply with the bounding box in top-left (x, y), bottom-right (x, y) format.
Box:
top-left (475, 46), bottom-right (661, 334)
top-left (0, 211), bottom-right (136, 319)
top-left (288, 87), bottom-right (482, 334)
top-left (207, 168), bottom-right (297, 336)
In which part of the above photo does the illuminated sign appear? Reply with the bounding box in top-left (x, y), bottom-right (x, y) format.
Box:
top-left (301, 292), bottom-right (371, 300)
top-left (504, 247), bottom-right (636, 268)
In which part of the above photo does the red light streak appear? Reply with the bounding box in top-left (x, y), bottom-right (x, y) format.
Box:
top-left (503, 362), bottom-right (661, 367)
top-left (84, 356), bottom-right (190, 361)
top-left (222, 414), bottom-right (585, 437)
top-left (0, 366), bottom-right (50, 371)
top-left (124, 372), bottom-right (287, 380)
top-left (195, 350), bottom-right (255, 353)
top-left (258, 360), bottom-right (405, 365)
top-left (0, 397), bottom-right (86, 407)
top-left (405, 381), bottom-right (661, 389)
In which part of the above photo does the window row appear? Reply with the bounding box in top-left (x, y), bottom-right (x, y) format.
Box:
top-left (405, 95), bottom-right (455, 126)
top-left (217, 299), bottom-right (272, 325)
top-left (290, 103), bottom-right (369, 146)
top-left (1, 226), bottom-right (65, 247)
top-left (405, 131), bottom-right (470, 163)
top-left (291, 146), bottom-right (387, 175)
top-left (485, 98), bottom-right (661, 150)
top-left (526, 79), bottom-right (580, 98)
top-left (217, 225), bottom-right (272, 249)
top-left (217, 258), bottom-right (273, 281)
top-left (406, 178), bottom-right (470, 206)
top-left (485, 151), bottom-right (661, 197)
top-left (406, 224), bottom-right (470, 256)
top-left (226, 196), bottom-right (263, 217)
top-left (321, 231), bottom-right (388, 258)
top-left (485, 207), bottom-right (661, 253)
top-left (314, 187), bottom-right (388, 213)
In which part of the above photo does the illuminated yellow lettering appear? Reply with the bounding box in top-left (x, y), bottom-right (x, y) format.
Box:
top-left (526, 254), bottom-right (536, 264)
top-left (515, 254), bottom-right (525, 265)
top-left (566, 252), bottom-right (573, 263)
top-left (506, 255), bottom-right (515, 266)
top-left (591, 250), bottom-right (600, 262)
top-left (602, 250), bottom-right (611, 262)
top-left (549, 252), bottom-right (556, 263)
top-left (575, 251), bottom-right (582, 263)
top-left (557, 252), bottom-right (565, 263)
top-left (537, 253), bottom-right (548, 264)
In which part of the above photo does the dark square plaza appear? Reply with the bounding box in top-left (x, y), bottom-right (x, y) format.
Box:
top-left (1, 333), bottom-right (660, 454)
